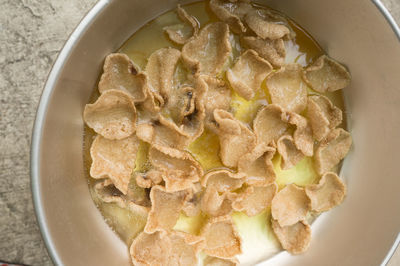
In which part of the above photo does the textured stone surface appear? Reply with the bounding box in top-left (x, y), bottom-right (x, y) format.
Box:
top-left (0, 0), bottom-right (398, 265)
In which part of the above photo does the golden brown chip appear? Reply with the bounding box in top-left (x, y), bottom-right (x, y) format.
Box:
top-left (253, 104), bottom-right (288, 146)
top-left (182, 22), bottom-right (231, 75)
top-left (201, 186), bottom-right (233, 217)
top-left (90, 135), bottom-right (139, 194)
top-left (314, 128), bottom-right (352, 175)
top-left (84, 89), bottom-right (137, 140)
top-left (271, 184), bottom-right (310, 227)
top-left (305, 172), bottom-right (346, 212)
top-left (237, 144), bottom-right (276, 186)
top-left (244, 9), bottom-right (291, 40)
top-left (241, 36), bottom-right (286, 68)
top-left (168, 231), bottom-right (204, 266)
top-left (209, 0), bottom-right (252, 34)
top-left (144, 185), bottom-right (189, 234)
top-left (277, 135), bottom-right (304, 170)
top-left (227, 49), bottom-right (273, 100)
top-left (202, 170), bottom-right (246, 193)
top-left (272, 219), bottom-right (311, 255)
top-left (214, 109), bottom-right (256, 167)
top-left (98, 53), bottom-right (147, 102)
top-left (266, 63), bottom-right (308, 113)
top-left (307, 95), bottom-right (343, 141)
top-left (231, 183), bottom-right (277, 216)
top-left (303, 55), bottom-right (351, 93)
top-left (204, 256), bottom-right (239, 266)
top-left (164, 5), bottom-right (199, 45)
top-left (284, 112), bottom-right (314, 157)
top-left (200, 215), bottom-right (242, 259)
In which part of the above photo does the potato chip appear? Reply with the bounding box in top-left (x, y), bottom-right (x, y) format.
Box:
top-left (204, 256), bottom-right (239, 266)
top-left (244, 9), bottom-right (290, 40)
top-left (201, 215), bottom-right (242, 258)
top-left (201, 186), bottom-right (233, 217)
top-left (209, 0), bottom-right (252, 34)
top-left (227, 49), bottom-right (273, 100)
top-left (241, 36), bottom-right (285, 68)
top-left (271, 184), bottom-right (310, 227)
top-left (271, 219), bottom-right (311, 255)
top-left (253, 104), bottom-right (288, 146)
top-left (214, 109), bottom-right (256, 167)
top-left (303, 55), bottom-right (351, 93)
top-left (168, 231), bottom-right (204, 266)
top-left (182, 22), bottom-right (231, 75)
top-left (164, 5), bottom-right (199, 45)
top-left (202, 169), bottom-right (246, 193)
top-left (84, 89), bottom-right (137, 140)
top-left (266, 63), bottom-right (308, 113)
top-left (130, 231), bottom-right (171, 266)
top-left (314, 128), bottom-right (352, 175)
top-left (305, 172), bottom-right (346, 212)
top-left (284, 112), bottom-right (314, 157)
top-left (307, 95), bottom-right (343, 141)
top-left (98, 53), bottom-right (147, 102)
top-left (277, 135), bottom-right (304, 170)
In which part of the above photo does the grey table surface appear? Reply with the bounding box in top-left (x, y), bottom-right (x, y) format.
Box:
top-left (0, 0), bottom-right (399, 265)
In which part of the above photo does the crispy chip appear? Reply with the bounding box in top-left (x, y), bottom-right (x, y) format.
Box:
top-left (244, 9), bottom-right (291, 40)
top-left (253, 104), bottom-right (288, 146)
top-left (182, 22), bottom-right (231, 75)
top-left (202, 170), bottom-right (246, 192)
top-left (164, 5), bottom-right (199, 45)
top-left (284, 112), bottom-right (314, 157)
top-left (237, 144), bottom-right (276, 186)
top-left (168, 231), bottom-right (204, 266)
top-left (201, 186), bottom-right (233, 217)
top-left (227, 49), bottom-right (273, 100)
top-left (204, 256), bottom-right (239, 266)
top-left (303, 55), bottom-right (351, 93)
top-left (90, 135), bottom-right (139, 194)
top-left (145, 185), bottom-right (189, 234)
top-left (98, 53), bottom-right (147, 102)
top-left (130, 231), bottom-right (170, 266)
top-left (209, 0), bottom-right (252, 34)
top-left (277, 135), bottom-right (304, 170)
top-left (305, 172), bottom-right (346, 212)
top-left (84, 89), bottom-right (137, 140)
top-left (307, 95), bottom-right (343, 141)
top-left (214, 109), bottom-right (256, 167)
top-left (201, 215), bottom-right (242, 259)
top-left (271, 184), bottom-right (310, 227)
top-left (266, 63), bottom-right (308, 113)
top-left (272, 219), bottom-right (311, 255)
top-left (241, 36), bottom-right (285, 68)
top-left (314, 128), bottom-right (352, 175)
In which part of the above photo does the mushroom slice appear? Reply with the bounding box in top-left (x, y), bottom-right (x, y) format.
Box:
top-left (201, 186), bottom-right (233, 217)
top-left (244, 9), bottom-right (291, 40)
top-left (241, 36), bottom-right (286, 68)
top-left (84, 89), bottom-right (137, 140)
top-left (209, 0), bottom-right (252, 34)
top-left (266, 63), bottom-right (308, 113)
top-left (284, 112), bottom-right (314, 157)
top-left (314, 128), bottom-right (352, 175)
top-left (253, 104), bottom-right (288, 146)
top-left (277, 135), bottom-right (304, 170)
top-left (204, 256), bottom-right (239, 266)
top-left (164, 5), bottom-right (199, 45)
top-left (231, 183), bottom-right (278, 216)
top-left (182, 22), bottom-right (231, 75)
top-left (202, 170), bottom-right (246, 193)
top-left (272, 219), bottom-right (311, 255)
top-left (303, 55), bottom-right (351, 93)
top-left (201, 216), bottom-right (242, 259)
top-left (305, 172), bottom-right (347, 212)
top-left (307, 95), bottom-right (343, 141)
top-left (130, 231), bottom-right (171, 266)
top-left (144, 185), bottom-right (189, 234)
top-left (168, 231), bottom-right (204, 266)
top-left (237, 144), bottom-right (276, 186)
top-left (214, 109), bottom-right (256, 168)
top-left (90, 135), bottom-right (139, 194)
top-left (227, 49), bottom-right (273, 100)
top-left (98, 53), bottom-right (147, 102)
top-left (271, 184), bottom-right (310, 227)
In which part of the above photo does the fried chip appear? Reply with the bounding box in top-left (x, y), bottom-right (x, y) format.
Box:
top-left (231, 183), bottom-right (278, 216)
top-left (237, 144), bottom-right (276, 186)
top-left (201, 215), bottom-right (242, 258)
top-left (90, 135), bottom-right (139, 194)
top-left (168, 231), bottom-right (204, 266)
top-left (266, 63), bottom-right (308, 113)
top-left (84, 89), bottom-right (137, 140)
top-left (227, 49), bottom-right (273, 100)
top-left (241, 36), bottom-right (286, 68)
top-left (314, 128), bottom-right (352, 175)
top-left (145, 185), bottom-right (189, 234)
top-left (201, 186), bottom-right (233, 217)
top-left (303, 55), bottom-right (351, 93)
top-left (214, 109), bottom-right (256, 167)
top-left (272, 219), bottom-right (311, 255)
top-left (98, 53), bottom-right (147, 102)
top-left (209, 0), bottom-right (252, 34)
top-left (244, 9), bottom-right (291, 40)
top-left (305, 172), bottom-right (346, 212)
top-left (253, 104), bottom-right (288, 146)
top-left (182, 22), bottom-right (231, 75)
top-left (307, 95), bottom-right (343, 141)
top-left (277, 135), bottom-right (304, 170)
top-left (284, 112), bottom-right (314, 157)
top-left (164, 5), bottom-right (199, 45)
top-left (204, 256), bottom-right (239, 266)
top-left (271, 184), bottom-right (310, 227)
top-left (202, 170), bottom-right (246, 193)
top-left (130, 231), bottom-right (170, 266)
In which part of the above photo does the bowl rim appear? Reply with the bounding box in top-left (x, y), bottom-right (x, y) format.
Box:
top-left (30, 0), bottom-right (400, 265)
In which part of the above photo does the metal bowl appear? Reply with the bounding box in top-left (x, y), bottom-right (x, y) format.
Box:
top-left (31, 0), bottom-right (400, 265)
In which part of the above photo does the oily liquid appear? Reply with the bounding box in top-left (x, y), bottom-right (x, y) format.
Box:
top-left (83, 1), bottom-right (346, 265)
